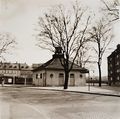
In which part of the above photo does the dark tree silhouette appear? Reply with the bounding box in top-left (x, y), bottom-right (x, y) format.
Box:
top-left (89, 19), bottom-right (113, 87)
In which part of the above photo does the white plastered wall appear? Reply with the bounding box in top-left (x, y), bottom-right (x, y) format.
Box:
top-left (33, 69), bottom-right (87, 86)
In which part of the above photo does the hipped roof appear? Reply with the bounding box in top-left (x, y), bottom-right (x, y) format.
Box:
top-left (33, 58), bottom-right (89, 73)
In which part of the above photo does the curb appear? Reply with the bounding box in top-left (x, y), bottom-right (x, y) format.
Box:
top-left (27, 87), bottom-right (120, 97)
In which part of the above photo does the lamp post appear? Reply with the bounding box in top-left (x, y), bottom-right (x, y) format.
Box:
top-left (24, 75), bottom-right (27, 86)
top-left (1, 74), bottom-right (4, 87)
top-left (88, 72), bottom-right (90, 91)
top-left (88, 69), bottom-right (95, 91)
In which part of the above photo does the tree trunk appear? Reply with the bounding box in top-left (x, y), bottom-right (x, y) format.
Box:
top-left (64, 55), bottom-right (69, 89)
top-left (64, 70), bottom-right (69, 89)
top-left (98, 62), bottom-right (102, 87)
top-left (108, 80), bottom-right (111, 86)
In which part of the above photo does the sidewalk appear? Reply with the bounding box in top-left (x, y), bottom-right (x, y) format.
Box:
top-left (28, 85), bottom-right (120, 97)
top-left (1, 84), bottom-right (120, 97)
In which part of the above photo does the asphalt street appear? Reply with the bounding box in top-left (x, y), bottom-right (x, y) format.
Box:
top-left (0, 86), bottom-right (120, 119)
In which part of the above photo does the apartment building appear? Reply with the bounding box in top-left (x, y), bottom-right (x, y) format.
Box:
top-left (108, 44), bottom-right (120, 85)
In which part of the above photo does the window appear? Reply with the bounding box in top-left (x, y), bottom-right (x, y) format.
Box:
top-left (9, 66), bottom-right (12, 68)
top-left (59, 73), bottom-right (64, 78)
top-left (36, 74), bottom-right (38, 79)
top-left (40, 73), bottom-right (42, 79)
top-left (117, 69), bottom-right (120, 73)
top-left (11, 70), bottom-right (13, 73)
top-left (110, 58), bottom-right (112, 61)
top-left (110, 64), bottom-right (112, 67)
top-left (14, 71), bottom-right (17, 74)
top-left (110, 77), bottom-right (112, 81)
top-left (26, 66), bottom-right (29, 68)
top-left (9, 70), bottom-right (12, 74)
top-left (70, 74), bottom-right (74, 78)
top-left (50, 74), bottom-right (53, 78)
top-left (36, 74), bottom-right (41, 79)
top-left (2, 70), bottom-right (4, 73)
top-left (37, 74), bottom-right (40, 78)
top-left (21, 66), bottom-right (24, 68)
top-left (117, 76), bottom-right (120, 80)
top-left (4, 65), bottom-right (6, 68)
top-left (80, 74), bottom-right (83, 78)
top-left (6, 70), bottom-right (9, 73)
top-left (14, 66), bottom-right (17, 68)
top-left (116, 62), bottom-right (119, 65)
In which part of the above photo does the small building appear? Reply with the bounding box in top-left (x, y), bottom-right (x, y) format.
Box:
top-left (33, 47), bottom-right (89, 86)
top-left (108, 44), bottom-right (120, 85)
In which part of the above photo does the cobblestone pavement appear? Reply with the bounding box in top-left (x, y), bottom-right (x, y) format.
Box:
top-left (0, 86), bottom-right (120, 119)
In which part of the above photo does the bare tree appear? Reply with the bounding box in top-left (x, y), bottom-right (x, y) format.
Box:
top-left (36, 3), bottom-right (90, 89)
top-left (76, 45), bottom-right (92, 68)
top-left (0, 32), bottom-right (16, 60)
top-left (89, 18), bottom-right (113, 87)
top-left (101, 0), bottom-right (119, 21)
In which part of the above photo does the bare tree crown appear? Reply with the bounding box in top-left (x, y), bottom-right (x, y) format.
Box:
top-left (37, 3), bottom-right (90, 65)
top-left (0, 32), bottom-right (16, 60)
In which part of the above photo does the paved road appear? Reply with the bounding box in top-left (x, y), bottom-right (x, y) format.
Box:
top-left (0, 86), bottom-right (120, 119)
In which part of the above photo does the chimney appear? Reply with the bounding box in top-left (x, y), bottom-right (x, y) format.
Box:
top-left (53, 47), bottom-right (64, 58)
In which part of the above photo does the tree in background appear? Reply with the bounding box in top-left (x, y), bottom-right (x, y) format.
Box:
top-left (75, 44), bottom-right (92, 68)
top-left (89, 18), bottom-right (113, 87)
top-left (36, 2), bottom-right (91, 89)
top-left (0, 32), bottom-right (16, 60)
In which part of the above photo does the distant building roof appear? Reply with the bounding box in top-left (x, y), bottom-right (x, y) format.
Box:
top-left (0, 62), bottom-right (32, 70)
top-left (32, 63), bottom-right (43, 70)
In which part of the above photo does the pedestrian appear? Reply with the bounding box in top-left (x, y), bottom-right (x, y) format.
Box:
top-left (1, 79), bottom-right (5, 87)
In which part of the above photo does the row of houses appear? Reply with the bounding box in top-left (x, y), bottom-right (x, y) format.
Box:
top-left (0, 62), bottom-right (33, 85)
top-left (0, 47), bottom-right (89, 86)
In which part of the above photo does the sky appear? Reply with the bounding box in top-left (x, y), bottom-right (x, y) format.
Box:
top-left (0, 0), bottom-right (119, 76)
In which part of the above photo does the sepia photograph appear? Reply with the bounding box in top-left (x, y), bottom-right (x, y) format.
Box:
top-left (0, 0), bottom-right (120, 119)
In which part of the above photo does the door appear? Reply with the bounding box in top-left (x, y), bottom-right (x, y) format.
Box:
top-left (59, 73), bottom-right (64, 86)
top-left (69, 74), bottom-right (75, 86)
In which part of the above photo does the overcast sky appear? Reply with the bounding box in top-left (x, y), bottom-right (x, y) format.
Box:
top-left (0, 0), bottom-right (119, 76)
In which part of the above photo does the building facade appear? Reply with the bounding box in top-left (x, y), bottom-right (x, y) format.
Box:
top-left (0, 62), bottom-right (33, 85)
top-left (108, 44), bottom-right (120, 85)
top-left (33, 47), bottom-right (89, 87)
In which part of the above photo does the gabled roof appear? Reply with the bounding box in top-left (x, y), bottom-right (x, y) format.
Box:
top-left (33, 57), bottom-right (89, 73)
top-left (0, 62), bottom-right (32, 71)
